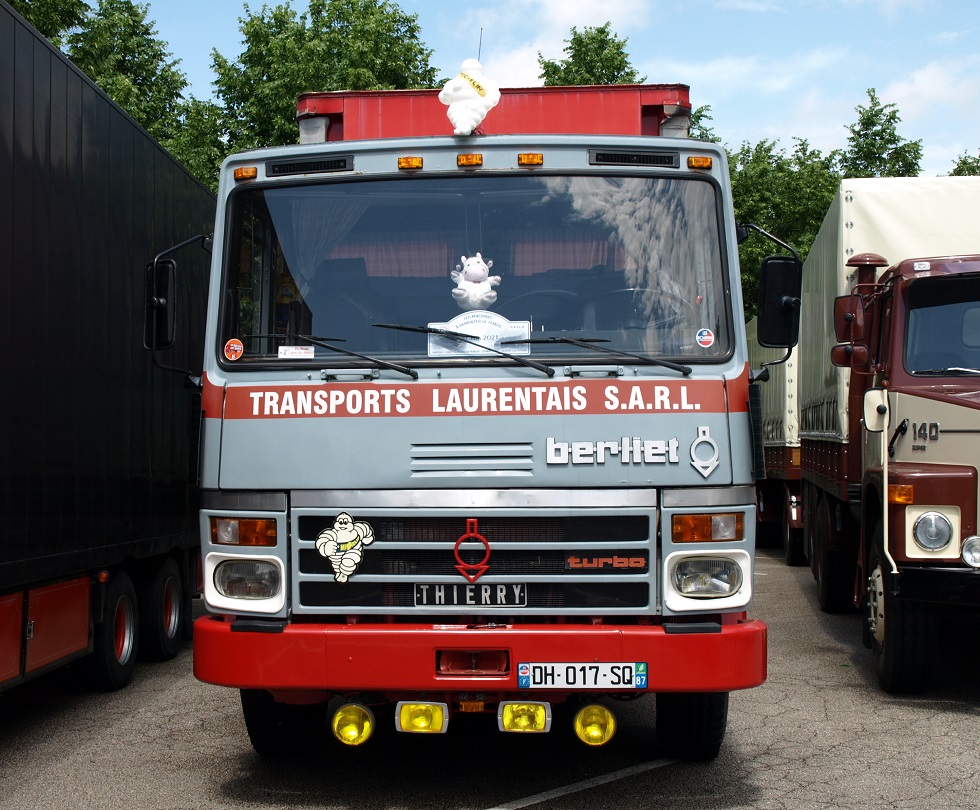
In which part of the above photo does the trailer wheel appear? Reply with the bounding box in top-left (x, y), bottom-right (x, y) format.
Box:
top-left (91, 571), bottom-right (139, 691)
top-left (655, 692), bottom-right (728, 760)
top-left (813, 496), bottom-right (854, 613)
top-left (240, 690), bottom-right (328, 758)
top-left (783, 519), bottom-right (807, 567)
top-left (868, 526), bottom-right (933, 693)
top-left (139, 558), bottom-right (184, 661)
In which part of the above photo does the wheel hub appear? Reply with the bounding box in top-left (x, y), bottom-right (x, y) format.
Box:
top-left (868, 563), bottom-right (885, 645)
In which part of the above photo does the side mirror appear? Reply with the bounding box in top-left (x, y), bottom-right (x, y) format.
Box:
top-left (143, 258), bottom-right (177, 350)
top-left (831, 343), bottom-right (869, 369)
top-left (756, 255), bottom-right (803, 348)
top-left (863, 387), bottom-right (889, 433)
top-left (833, 294), bottom-right (865, 342)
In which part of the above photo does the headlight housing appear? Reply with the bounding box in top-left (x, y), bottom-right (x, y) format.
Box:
top-left (663, 549), bottom-right (752, 612)
top-left (204, 553), bottom-right (285, 614)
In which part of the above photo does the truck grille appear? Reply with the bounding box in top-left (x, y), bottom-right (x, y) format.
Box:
top-left (291, 512), bottom-right (656, 615)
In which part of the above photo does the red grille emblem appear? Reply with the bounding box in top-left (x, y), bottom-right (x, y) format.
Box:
top-left (454, 518), bottom-right (490, 583)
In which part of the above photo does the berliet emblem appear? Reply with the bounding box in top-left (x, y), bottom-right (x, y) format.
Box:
top-left (454, 519), bottom-right (490, 583)
top-left (691, 426), bottom-right (720, 478)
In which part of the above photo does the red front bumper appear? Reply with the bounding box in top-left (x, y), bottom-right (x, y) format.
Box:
top-left (194, 616), bottom-right (767, 693)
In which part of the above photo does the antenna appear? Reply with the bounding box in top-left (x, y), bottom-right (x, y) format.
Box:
top-left (478, 28), bottom-right (483, 61)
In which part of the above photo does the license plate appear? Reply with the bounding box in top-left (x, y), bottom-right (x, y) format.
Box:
top-left (413, 583), bottom-right (527, 607)
top-left (518, 662), bottom-right (648, 690)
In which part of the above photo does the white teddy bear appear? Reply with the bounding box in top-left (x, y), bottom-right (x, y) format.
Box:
top-left (451, 253), bottom-right (501, 311)
top-left (438, 58), bottom-right (501, 136)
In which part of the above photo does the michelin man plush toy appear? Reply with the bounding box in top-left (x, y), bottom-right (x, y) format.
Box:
top-left (451, 253), bottom-right (501, 311)
top-left (438, 59), bottom-right (501, 136)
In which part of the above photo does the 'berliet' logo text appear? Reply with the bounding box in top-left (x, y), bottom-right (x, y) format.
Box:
top-left (546, 436), bottom-right (680, 465)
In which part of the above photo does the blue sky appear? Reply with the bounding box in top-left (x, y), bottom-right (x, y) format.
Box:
top-left (147, 0), bottom-right (980, 176)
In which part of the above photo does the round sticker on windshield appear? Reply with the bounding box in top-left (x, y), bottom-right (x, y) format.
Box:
top-left (696, 328), bottom-right (715, 348)
top-left (224, 338), bottom-right (244, 361)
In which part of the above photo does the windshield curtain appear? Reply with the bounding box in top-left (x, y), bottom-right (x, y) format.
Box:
top-left (906, 274), bottom-right (980, 374)
top-left (219, 174), bottom-right (731, 365)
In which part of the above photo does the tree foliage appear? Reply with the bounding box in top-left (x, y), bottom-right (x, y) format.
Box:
top-left (729, 139), bottom-right (841, 318)
top-left (690, 105), bottom-right (721, 143)
top-left (65, 0), bottom-right (187, 141)
top-left (538, 23), bottom-right (644, 86)
top-left (212, 0), bottom-right (437, 153)
top-left (840, 88), bottom-right (922, 178)
top-left (949, 151), bottom-right (980, 176)
top-left (164, 98), bottom-right (228, 192)
top-left (9, 0), bottom-right (89, 45)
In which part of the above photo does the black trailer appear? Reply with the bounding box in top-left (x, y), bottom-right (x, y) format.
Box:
top-left (0, 0), bottom-right (213, 691)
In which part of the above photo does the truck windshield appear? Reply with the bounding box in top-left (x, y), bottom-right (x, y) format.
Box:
top-left (906, 274), bottom-right (980, 374)
top-left (219, 174), bottom-right (731, 366)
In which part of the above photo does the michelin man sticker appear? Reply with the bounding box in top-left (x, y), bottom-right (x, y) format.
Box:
top-left (316, 512), bottom-right (375, 582)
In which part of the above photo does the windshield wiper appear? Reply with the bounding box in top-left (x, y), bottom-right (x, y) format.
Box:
top-left (915, 366), bottom-right (980, 375)
top-left (373, 323), bottom-right (555, 378)
top-left (502, 336), bottom-right (692, 376)
top-left (296, 335), bottom-right (418, 379)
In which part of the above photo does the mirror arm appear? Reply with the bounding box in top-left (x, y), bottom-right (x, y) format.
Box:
top-left (737, 223), bottom-right (801, 263)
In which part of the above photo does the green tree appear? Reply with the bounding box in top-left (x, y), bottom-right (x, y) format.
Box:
top-left (949, 151), bottom-right (980, 176)
top-left (690, 105), bottom-right (720, 143)
top-left (538, 23), bottom-right (644, 86)
top-left (840, 88), bottom-right (921, 178)
top-left (164, 98), bottom-right (228, 192)
top-left (8, 0), bottom-right (89, 45)
top-left (65, 0), bottom-right (187, 141)
top-left (730, 138), bottom-right (841, 318)
top-left (213, 0), bottom-right (437, 153)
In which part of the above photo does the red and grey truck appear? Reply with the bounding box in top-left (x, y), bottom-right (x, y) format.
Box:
top-left (174, 78), bottom-right (802, 759)
top-left (0, 2), bottom-right (212, 693)
top-left (789, 177), bottom-right (980, 691)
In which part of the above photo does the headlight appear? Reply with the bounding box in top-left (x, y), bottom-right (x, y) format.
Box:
top-left (962, 536), bottom-right (980, 568)
top-left (670, 557), bottom-right (743, 598)
top-left (214, 559), bottom-right (281, 599)
top-left (912, 512), bottom-right (953, 551)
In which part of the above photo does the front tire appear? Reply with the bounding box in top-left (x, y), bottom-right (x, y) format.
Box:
top-left (656, 692), bottom-right (728, 760)
top-left (91, 571), bottom-right (139, 691)
top-left (240, 690), bottom-right (328, 758)
top-left (868, 526), bottom-right (933, 693)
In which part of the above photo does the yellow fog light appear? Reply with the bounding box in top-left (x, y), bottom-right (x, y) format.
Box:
top-left (396, 701), bottom-right (449, 733)
top-left (331, 703), bottom-right (375, 746)
top-left (573, 704), bottom-right (616, 746)
top-left (498, 701), bottom-right (552, 733)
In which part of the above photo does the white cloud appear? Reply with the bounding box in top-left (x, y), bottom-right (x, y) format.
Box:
top-left (932, 30), bottom-right (967, 45)
top-left (880, 57), bottom-right (980, 175)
